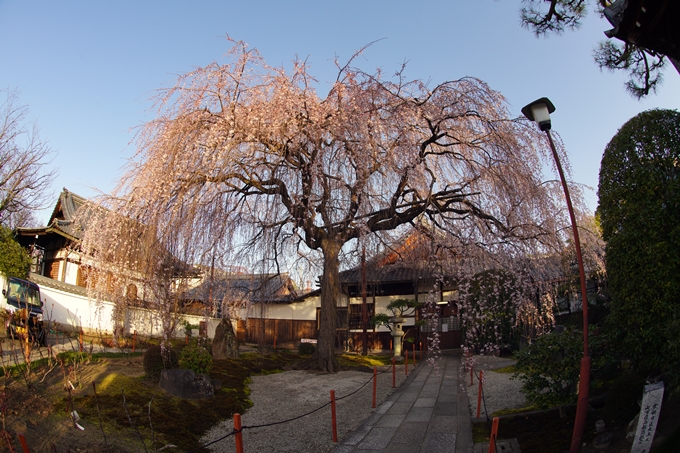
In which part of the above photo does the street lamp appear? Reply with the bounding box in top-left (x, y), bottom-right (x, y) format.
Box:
top-left (522, 98), bottom-right (591, 453)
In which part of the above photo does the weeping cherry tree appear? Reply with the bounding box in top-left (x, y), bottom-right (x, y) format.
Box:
top-left (84, 40), bottom-right (577, 372)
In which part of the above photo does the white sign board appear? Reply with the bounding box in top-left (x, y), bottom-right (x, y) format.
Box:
top-left (631, 381), bottom-right (664, 453)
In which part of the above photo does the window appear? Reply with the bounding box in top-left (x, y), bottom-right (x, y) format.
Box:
top-left (316, 306), bottom-right (349, 330)
top-left (348, 303), bottom-right (374, 330)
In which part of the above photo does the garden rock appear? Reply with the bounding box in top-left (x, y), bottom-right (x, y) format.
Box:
top-left (159, 369), bottom-right (214, 399)
top-left (592, 431), bottom-right (613, 449)
top-left (212, 318), bottom-right (239, 359)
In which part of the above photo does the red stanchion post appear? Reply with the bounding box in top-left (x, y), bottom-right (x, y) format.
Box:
top-left (392, 357), bottom-right (396, 388)
top-left (372, 366), bottom-right (377, 408)
top-left (420, 341), bottom-right (423, 361)
top-left (476, 370), bottom-right (484, 418)
top-left (233, 413), bottom-right (244, 453)
top-left (488, 417), bottom-right (499, 453)
top-left (330, 390), bottom-right (338, 442)
top-left (79, 329), bottom-right (83, 352)
top-left (18, 433), bottom-right (30, 453)
top-left (405, 349), bottom-right (409, 376)
top-left (185, 334), bottom-right (189, 345)
top-left (390, 339), bottom-right (393, 352)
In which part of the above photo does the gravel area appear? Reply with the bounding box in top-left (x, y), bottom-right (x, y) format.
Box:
top-left (465, 355), bottom-right (527, 419)
top-left (201, 366), bottom-right (408, 453)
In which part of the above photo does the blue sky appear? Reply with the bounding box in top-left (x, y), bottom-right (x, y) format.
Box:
top-left (1, 1), bottom-right (678, 224)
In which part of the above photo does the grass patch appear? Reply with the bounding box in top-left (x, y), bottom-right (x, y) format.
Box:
top-left (490, 405), bottom-right (539, 417)
top-left (492, 364), bottom-right (517, 374)
top-left (472, 420), bottom-right (491, 442)
top-left (62, 349), bottom-right (302, 450)
top-left (57, 351), bottom-right (144, 362)
top-left (337, 354), bottom-right (394, 368)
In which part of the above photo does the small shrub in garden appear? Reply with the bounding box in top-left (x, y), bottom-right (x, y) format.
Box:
top-left (144, 344), bottom-right (179, 381)
top-left (298, 342), bottom-right (315, 355)
top-left (512, 328), bottom-right (583, 413)
top-left (179, 342), bottom-right (213, 375)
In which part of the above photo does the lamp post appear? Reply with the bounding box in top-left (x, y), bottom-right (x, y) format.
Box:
top-left (522, 98), bottom-right (591, 453)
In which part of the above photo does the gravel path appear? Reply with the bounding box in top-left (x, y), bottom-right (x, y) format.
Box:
top-left (464, 355), bottom-right (527, 419)
top-left (201, 366), bottom-right (408, 453)
top-left (200, 355), bottom-right (527, 452)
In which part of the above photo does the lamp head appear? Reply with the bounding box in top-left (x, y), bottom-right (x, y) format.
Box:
top-left (521, 97), bottom-right (555, 131)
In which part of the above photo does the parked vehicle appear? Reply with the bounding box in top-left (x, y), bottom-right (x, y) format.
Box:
top-left (1, 276), bottom-right (46, 346)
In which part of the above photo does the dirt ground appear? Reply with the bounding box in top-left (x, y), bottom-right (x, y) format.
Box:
top-left (1, 352), bottom-right (147, 452)
top-left (0, 340), bottom-right (397, 453)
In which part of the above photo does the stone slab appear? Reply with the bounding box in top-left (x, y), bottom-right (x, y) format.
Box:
top-left (356, 427), bottom-right (397, 450)
top-left (423, 432), bottom-right (457, 453)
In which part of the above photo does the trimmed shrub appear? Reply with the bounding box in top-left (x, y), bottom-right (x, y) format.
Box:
top-left (512, 328), bottom-right (583, 410)
top-left (179, 342), bottom-right (213, 375)
top-left (598, 108), bottom-right (680, 389)
top-left (298, 342), bottom-right (315, 355)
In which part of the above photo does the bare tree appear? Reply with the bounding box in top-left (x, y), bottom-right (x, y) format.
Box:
top-left (86, 40), bottom-right (575, 372)
top-left (80, 205), bottom-right (191, 351)
top-left (0, 89), bottom-right (56, 228)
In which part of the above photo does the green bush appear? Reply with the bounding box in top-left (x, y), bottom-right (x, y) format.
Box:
top-left (598, 108), bottom-right (680, 390)
top-left (179, 342), bottom-right (213, 375)
top-left (143, 344), bottom-right (179, 381)
top-left (298, 342), bottom-right (315, 355)
top-left (512, 329), bottom-right (583, 410)
top-left (0, 226), bottom-right (30, 278)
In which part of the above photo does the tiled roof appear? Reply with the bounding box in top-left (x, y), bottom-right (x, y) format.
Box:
top-left (28, 272), bottom-right (88, 297)
top-left (17, 188), bottom-right (92, 241)
top-left (340, 230), bottom-right (456, 284)
top-left (183, 273), bottom-right (306, 304)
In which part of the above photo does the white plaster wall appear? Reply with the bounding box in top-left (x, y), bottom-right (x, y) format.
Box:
top-left (246, 295), bottom-right (320, 321)
top-left (38, 283), bottom-right (220, 339)
top-left (40, 285), bottom-right (115, 333)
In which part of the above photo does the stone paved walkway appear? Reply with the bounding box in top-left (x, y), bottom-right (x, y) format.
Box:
top-left (331, 351), bottom-right (472, 453)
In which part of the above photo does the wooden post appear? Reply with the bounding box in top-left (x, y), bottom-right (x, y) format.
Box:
top-left (372, 366), bottom-right (377, 408)
top-left (233, 413), bottom-right (244, 453)
top-left (412, 343), bottom-right (416, 366)
top-left (79, 329), bottom-right (83, 352)
top-left (476, 370), bottom-right (484, 418)
top-left (330, 390), bottom-right (338, 442)
top-left (420, 341), bottom-right (423, 361)
top-left (392, 357), bottom-right (396, 388)
top-left (488, 417), bottom-right (499, 453)
top-left (18, 433), bottom-right (30, 453)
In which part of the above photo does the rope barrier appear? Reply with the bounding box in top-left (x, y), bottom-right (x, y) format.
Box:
top-left (473, 368), bottom-right (492, 423)
top-left (185, 428), bottom-right (240, 453)
top-left (185, 362), bottom-right (397, 452)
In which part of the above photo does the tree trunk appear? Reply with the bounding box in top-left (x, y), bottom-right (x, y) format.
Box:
top-left (314, 238), bottom-right (341, 372)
